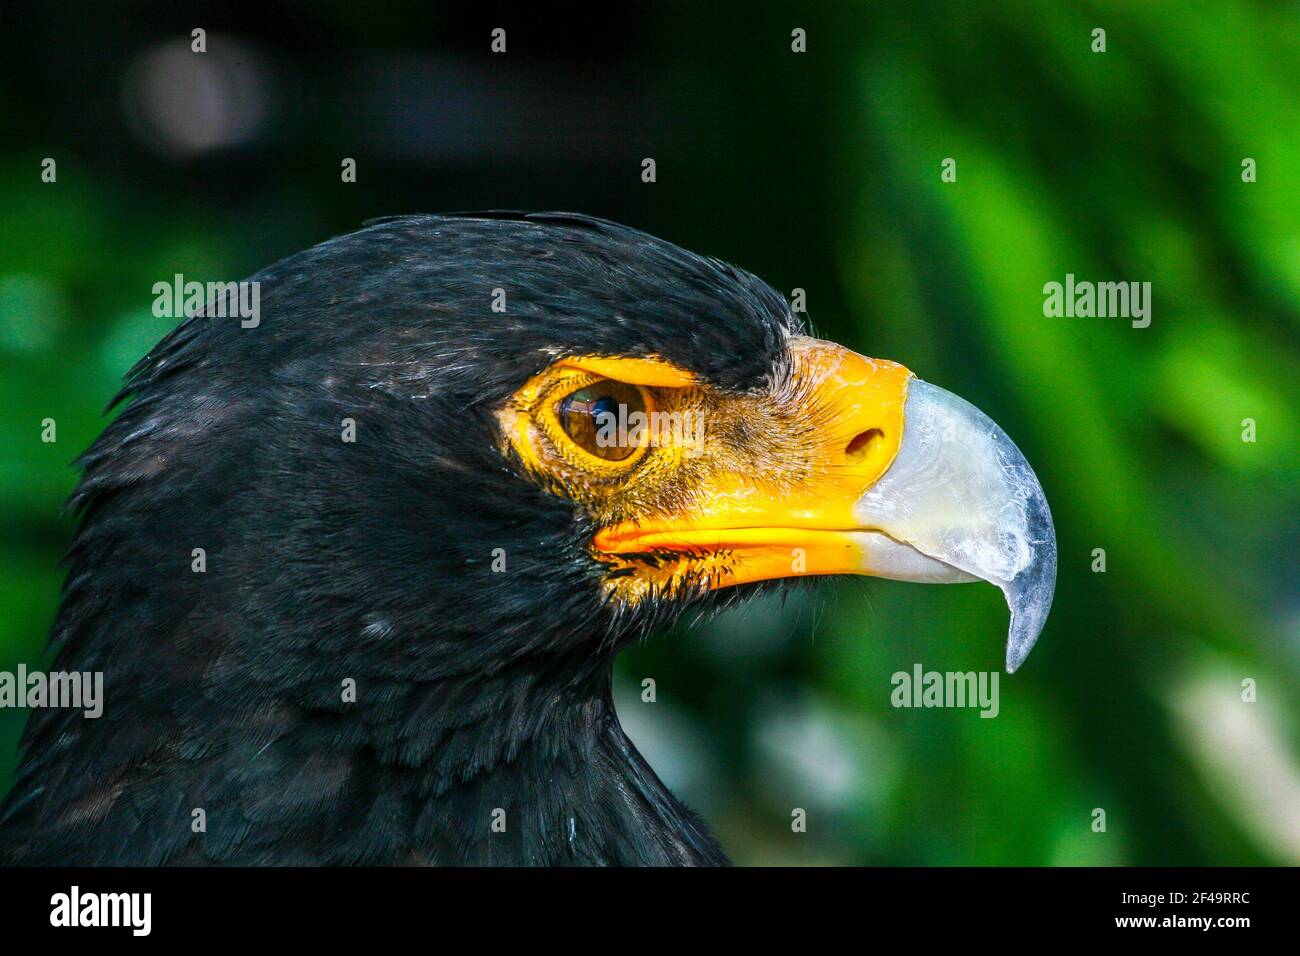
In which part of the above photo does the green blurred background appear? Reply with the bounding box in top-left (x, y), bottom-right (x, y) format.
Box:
top-left (2, 1), bottom-right (1296, 864)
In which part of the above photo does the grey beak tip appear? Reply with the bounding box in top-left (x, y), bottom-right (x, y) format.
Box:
top-left (1001, 535), bottom-right (1057, 674)
top-left (1005, 639), bottom-right (1029, 674)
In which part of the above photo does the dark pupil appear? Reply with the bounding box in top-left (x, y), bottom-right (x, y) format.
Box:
top-left (590, 396), bottom-right (618, 424)
top-left (558, 382), bottom-right (644, 461)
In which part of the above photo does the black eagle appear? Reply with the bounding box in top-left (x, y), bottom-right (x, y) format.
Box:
top-left (0, 213), bottom-right (1055, 865)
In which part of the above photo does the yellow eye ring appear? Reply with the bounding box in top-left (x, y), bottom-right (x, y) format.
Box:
top-left (542, 376), bottom-right (654, 469)
top-left (496, 356), bottom-right (691, 489)
top-left (554, 380), bottom-right (649, 462)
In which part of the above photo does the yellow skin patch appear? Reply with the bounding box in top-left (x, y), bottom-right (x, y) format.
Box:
top-left (496, 337), bottom-right (914, 605)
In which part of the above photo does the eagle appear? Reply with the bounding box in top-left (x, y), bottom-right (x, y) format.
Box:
top-left (0, 212), bottom-right (1055, 865)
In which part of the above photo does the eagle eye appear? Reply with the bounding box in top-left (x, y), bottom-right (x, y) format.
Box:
top-left (557, 380), bottom-right (647, 462)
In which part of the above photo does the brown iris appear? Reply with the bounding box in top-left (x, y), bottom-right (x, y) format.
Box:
top-left (557, 380), bottom-right (647, 461)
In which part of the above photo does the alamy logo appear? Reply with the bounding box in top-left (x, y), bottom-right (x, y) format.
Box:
top-left (0, 665), bottom-right (103, 718)
top-left (891, 664), bottom-right (999, 718)
top-left (594, 405), bottom-right (706, 457)
top-left (50, 886), bottom-right (151, 936)
top-left (1042, 273), bottom-right (1151, 328)
top-left (153, 273), bottom-right (260, 328)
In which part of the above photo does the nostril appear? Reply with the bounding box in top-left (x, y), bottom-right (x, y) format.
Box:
top-left (845, 428), bottom-right (883, 464)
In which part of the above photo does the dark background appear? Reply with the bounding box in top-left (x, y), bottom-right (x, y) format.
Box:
top-left (1, 1), bottom-right (1296, 865)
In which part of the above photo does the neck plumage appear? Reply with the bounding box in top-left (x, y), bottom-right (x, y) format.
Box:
top-left (1, 621), bottom-right (727, 865)
top-left (405, 686), bottom-right (728, 866)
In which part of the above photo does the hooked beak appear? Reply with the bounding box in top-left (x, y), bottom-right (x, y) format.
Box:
top-left (592, 338), bottom-right (1057, 672)
top-left (854, 378), bottom-right (1057, 672)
